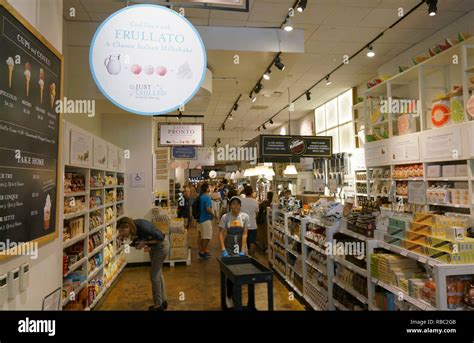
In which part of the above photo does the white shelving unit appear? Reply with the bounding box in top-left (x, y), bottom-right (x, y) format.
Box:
top-left (62, 165), bottom-right (127, 310)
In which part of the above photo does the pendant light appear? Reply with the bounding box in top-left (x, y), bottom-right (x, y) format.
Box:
top-left (283, 164), bottom-right (298, 175)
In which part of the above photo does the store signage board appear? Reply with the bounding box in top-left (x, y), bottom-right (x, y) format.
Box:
top-left (89, 4), bottom-right (206, 116)
top-left (188, 148), bottom-right (215, 167)
top-left (0, 2), bottom-right (62, 256)
top-left (158, 123), bottom-right (203, 146)
top-left (388, 133), bottom-right (420, 163)
top-left (365, 140), bottom-right (388, 166)
top-left (107, 144), bottom-right (119, 170)
top-left (172, 146), bottom-right (197, 160)
top-left (93, 138), bottom-right (108, 169)
top-left (420, 125), bottom-right (463, 160)
top-left (260, 135), bottom-right (332, 158)
top-left (408, 181), bottom-right (426, 205)
top-left (70, 130), bottom-right (92, 167)
top-left (469, 122), bottom-right (474, 158)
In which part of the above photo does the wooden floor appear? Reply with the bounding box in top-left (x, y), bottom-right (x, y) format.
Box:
top-left (97, 220), bottom-right (305, 311)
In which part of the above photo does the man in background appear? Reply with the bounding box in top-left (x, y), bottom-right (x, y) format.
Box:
top-left (240, 185), bottom-right (259, 257)
top-left (197, 183), bottom-right (213, 260)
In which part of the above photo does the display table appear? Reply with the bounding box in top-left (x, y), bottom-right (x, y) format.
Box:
top-left (217, 256), bottom-right (274, 311)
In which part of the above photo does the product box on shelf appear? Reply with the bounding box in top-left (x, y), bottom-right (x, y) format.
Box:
top-left (169, 247), bottom-right (188, 260)
top-left (455, 164), bottom-right (468, 177)
top-left (170, 232), bottom-right (187, 248)
top-left (427, 165), bottom-right (441, 178)
top-left (442, 165), bottom-right (456, 178)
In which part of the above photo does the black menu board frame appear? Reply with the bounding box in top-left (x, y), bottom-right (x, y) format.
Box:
top-left (0, 0), bottom-right (63, 260)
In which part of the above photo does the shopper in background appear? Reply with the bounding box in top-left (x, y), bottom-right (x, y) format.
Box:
top-left (211, 186), bottom-right (222, 221)
top-left (197, 183), bottom-right (213, 260)
top-left (117, 217), bottom-right (169, 311)
top-left (240, 185), bottom-right (259, 257)
top-left (256, 191), bottom-right (273, 252)
top-left (219, 196), bottom-right (249, 308)
top-left (188, 185), bottom-right (197, 229)
top-left (177, 186), bottom-right (191, 229)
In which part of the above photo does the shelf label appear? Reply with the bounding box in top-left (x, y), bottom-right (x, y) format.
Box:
top-left (388, 133), bottom-right (420, 163)
top-left (421, 125), bottom-right (463, 160)
top-left (400, 250), bottom-right (408, 256)
top-left (418, 257), bottom-right (428, 264)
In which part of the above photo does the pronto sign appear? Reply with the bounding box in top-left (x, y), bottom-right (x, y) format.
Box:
top-left (158, 123), bottom-right (204, 146)
top-left (89, 4), bottom-right (206, 115)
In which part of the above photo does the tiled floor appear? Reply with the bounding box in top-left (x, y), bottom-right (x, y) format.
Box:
top-left (96, 220), bottom-right (305, 311)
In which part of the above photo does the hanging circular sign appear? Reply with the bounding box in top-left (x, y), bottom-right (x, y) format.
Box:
top-left (89, 4), bottom-right (207, 116)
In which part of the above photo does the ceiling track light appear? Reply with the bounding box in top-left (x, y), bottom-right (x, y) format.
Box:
top-left (269, 119), bottom-right (274, 125)
top-left (252, 95), bottom-right (257, 102)
top-left (426, 0), bottom-right (437, 16)
top-left (217, 138), bottom-right (221, 144)
top-left (325, 75), bottom-right (332, 86)
top-left (222, 124), bottom-right (225, 131)
top-left (305, 90), bottom-right (311, 101)
top-left (263, 124), bottom-right (267, 130)
top-left (275, 57), bottom-right (285, 71)
top-left (296, 0), bottom-right (307, 13)
top-left (263, 70), bottom-right (271, 80)
top-left (258, 127), bottom-right (261, 132)
top-left (255, 83), bottom-right (263, 94)
top-left (229, 113), bottom-right (233, 120)
top-left (367, 46), bottom-right (375, 57)
top-left (233, 103), bottom-right (238, 111)
top-left (283, 16), bottom-right (293, 32)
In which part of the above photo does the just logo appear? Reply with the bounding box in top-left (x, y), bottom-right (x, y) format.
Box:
top-left (18, 317), bottom-right (56, 337)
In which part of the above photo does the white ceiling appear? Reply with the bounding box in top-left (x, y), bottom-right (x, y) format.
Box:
top-left (63, 0), bottom-right (474, 146)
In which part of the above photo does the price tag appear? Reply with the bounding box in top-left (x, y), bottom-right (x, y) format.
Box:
top-left (400, 250), bottom-right (408, 257)
top-left (371, 278), bottom-right (378, 285)
top-left (418, 257), bottom-right (427, 264)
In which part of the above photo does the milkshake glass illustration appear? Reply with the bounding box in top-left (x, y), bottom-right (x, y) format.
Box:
top-left (6, 57), bottom-right (14, 88)
top-left (24, 63), bottom-right (31, 96)
top-left (104, 54), bottom-right (121, 75)
top-left (44, 194), bottom-right (51, 230)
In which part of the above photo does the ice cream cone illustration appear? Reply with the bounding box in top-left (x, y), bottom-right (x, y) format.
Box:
top-left (50, 82), bottom-right (56, 109)
top-left (44, 194), bottom-right (51, 230)
top-left (6, 57), bottom-right (14, 88)
top-left (39, 68), bottom-right (45, 104)
top-left (24, 63), bottom-right (31, 96)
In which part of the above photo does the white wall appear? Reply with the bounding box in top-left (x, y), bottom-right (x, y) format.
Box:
top-left (0, 0), bottom-right (63, 310)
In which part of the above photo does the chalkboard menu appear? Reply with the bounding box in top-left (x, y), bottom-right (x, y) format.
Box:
top-left (0, 3), bottom-right (62, 253)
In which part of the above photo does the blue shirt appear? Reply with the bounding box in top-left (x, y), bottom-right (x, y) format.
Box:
top-left (199, 194), bottom-right (213, 223)
top-left (134, 219), bottom-right (165, 241)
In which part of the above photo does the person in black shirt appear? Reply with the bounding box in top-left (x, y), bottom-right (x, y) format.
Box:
top-left (117, 217), bottom-right (169, 311)
top-left (177, 186), bottom-right (191, 229)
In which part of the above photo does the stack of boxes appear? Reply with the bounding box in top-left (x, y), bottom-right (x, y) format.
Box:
top-left (382, 213), bottom-right (474, 264)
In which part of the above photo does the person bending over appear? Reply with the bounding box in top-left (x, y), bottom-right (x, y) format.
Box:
top-left (117, 217), bottom-right (169, 311)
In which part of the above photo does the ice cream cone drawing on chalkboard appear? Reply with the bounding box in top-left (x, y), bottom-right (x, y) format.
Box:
top-left (24, 63), bottom-right (31, 96)
top-left (50, 82), bottom-right (56, 108)
top-left (6, 57), bottom-right (14, 88)
top-left (39, 68), bottom-right (45, 104)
